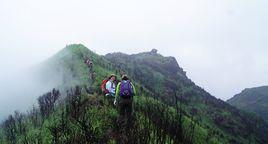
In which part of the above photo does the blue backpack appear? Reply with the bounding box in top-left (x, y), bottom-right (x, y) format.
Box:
top-left (119, 80), bottom-right (134, 98)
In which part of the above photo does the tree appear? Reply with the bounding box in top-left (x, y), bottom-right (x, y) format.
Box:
top-left (38, 89), bottom-right (60, 118)
top-left (3, 115), bottom-right (16, 144)
top-left (14, 111), bottom-right (24, 135)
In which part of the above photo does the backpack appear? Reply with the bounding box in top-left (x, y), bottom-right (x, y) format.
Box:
top-left (101, 79), bottom-right (109, 94)
top-left (119, 80), bottom-right (134, 98)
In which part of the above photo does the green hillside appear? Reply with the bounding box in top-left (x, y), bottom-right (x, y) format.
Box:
top-left (0, 44), bottom-right (267, 144)
top-left (105, 49), bottom-right (268, 144)
top-left (227, 86), bottom-right (268, 121)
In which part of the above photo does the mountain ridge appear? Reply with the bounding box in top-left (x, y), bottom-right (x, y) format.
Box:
top-left (104, 45), bottom-right (268, 143)
top-left (227, 86), bottom-right (268, 121)
top-left (0, 44), bottom-right (267, 144)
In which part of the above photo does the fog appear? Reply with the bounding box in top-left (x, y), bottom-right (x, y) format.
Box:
top-left (1, 0), bottom-right (268, 119)
top-left (0, 67), bottom-right (54, 120)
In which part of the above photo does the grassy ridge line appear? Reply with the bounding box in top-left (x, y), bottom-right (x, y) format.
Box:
top-left (104, 49), bottom-right (268, 144)
top-left (54, 44), bottom-right (267, 143)
top-left (0, 44), bottom-right (218, 143)
top-left (1, 44), bottom-right (267, 143)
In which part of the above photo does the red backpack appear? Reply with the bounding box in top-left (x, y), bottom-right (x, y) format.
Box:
top-left (101, 79), bottom-right (109, 94)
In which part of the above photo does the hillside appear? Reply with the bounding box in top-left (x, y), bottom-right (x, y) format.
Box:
top-left (0, 44), bottom-right (268, 144)
top-left (105, 49), bottom-right (268, 144)
top-left (227, 86), bottom-right (268, 121)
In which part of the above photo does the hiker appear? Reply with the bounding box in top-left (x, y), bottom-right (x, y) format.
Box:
top-left (101, 74), bottom-right (118, 97)
top-left (84, 58), bottom-right (93, 68)
top-left (105, 74), bottom-right (117, 97)
top-left (114, 75), bottom-right (136, 119)
top-left (100, 74), bottom-right (117, 105)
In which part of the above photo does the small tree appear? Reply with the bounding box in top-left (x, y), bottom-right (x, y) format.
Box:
top-left (3, 115), bottom-right (17, 144)
top-left (14, 111), bottom-right (24, 135)
top-left (38, 89), bottom-right (60, 118)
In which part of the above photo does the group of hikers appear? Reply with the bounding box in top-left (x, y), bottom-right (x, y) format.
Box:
top-left (101, 74), bottom-right (136, 119)
top-left (84, 58), bottom-right (94, 80)
top-left (84, 57), bottom-right (136, 120)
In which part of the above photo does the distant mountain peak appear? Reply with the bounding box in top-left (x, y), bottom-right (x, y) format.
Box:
top-left (227, 86), bottom-right (268, 121)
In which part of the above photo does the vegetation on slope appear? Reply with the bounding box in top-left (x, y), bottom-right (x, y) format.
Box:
top-left (0, 85), bottom-right (217, 144)
top-left (228, 86), bottom-right (268, 121)
top-left (0, 44), bottom-right (267, 144)
top-left (105, 49), bottom-right (268, 144)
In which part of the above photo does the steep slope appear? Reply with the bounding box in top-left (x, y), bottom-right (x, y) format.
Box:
top-left (32, 44), bottom-right (94, 90)
top-left (32, 44), bottom-right (115, 92)
top-left (1, 44), bottom-right (268, 144)
top-left (227, 86), bottom-right (268, 121)
top-left (105, 50), bottom-right (268, 144)
top-left (0, 45), bottom-right (212, 144)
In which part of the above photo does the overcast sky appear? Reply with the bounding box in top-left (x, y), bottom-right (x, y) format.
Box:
top-left (1, 0), bottom-right (268, 107)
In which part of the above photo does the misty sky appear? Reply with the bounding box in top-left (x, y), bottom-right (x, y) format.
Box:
top-left (1, 0), bottom-right (268, 117)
